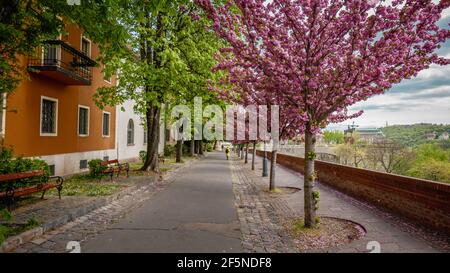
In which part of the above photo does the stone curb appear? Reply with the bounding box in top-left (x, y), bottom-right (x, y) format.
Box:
top-left (0, 157), bottom-right (199, 253)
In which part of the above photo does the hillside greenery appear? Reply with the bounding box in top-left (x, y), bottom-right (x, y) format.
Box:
top-left (381, 124), bottom-right (450, 148)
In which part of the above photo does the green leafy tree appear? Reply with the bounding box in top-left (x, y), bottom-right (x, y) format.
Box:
top-left (94, 0), bottom-right (225, 172)
top-left (0, 0), bottom-right (125, 97)
top-left (323, 130), bottom-right (344, 145)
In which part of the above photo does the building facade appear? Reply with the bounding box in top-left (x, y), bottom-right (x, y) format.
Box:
top-left (115, 100), bottom-right (166, 163)
top-left (2, 21), bottom-right (117, 176)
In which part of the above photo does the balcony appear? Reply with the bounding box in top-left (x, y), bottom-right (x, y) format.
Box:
top-left (28, 40), bottom-right (96, 85)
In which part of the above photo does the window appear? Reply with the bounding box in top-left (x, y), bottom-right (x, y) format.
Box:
top-left (78, 106), bottom-right (89, 136)
top-left (40, 97), bottom-right (58, 136)
top-left (127, 119), bottom-right (134, 145)
top-left (81, 37), bottom-right (91, 57)
top-left (143, 130), bottom-right (147, 145)
top-left (103, 156), bottom-right (109, 161)
top-left (102, 112), bottom-right (110, 137)
top-left (79, 160), bottom-right (88, 169)
top-left (49, 165), bottom-right (56, 176)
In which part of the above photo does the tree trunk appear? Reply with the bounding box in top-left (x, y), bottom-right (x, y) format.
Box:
top-left (176, 140), bottom-right (182, 163)
top-left (244, 143), bottom-right (249, 164)
top-left (141, 103), bottom-right (160, 172)
top-left (190, 140), bottom-right (195, 157)
top-left (304, 128), bottom-right (317, 228)
top-left (199, 140), bottom-right (204, 155)
top-left (269, 149), bottom-right (277, 191)
top-left (213, 140), bottom-right (217, 150)
top-left (252, 141), bottom-right (256, 170)
top-left (240, 145), bottom-right (244, 159)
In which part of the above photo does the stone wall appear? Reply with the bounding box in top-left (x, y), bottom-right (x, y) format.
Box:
top-left (256, 150), bottom-right (450, 232)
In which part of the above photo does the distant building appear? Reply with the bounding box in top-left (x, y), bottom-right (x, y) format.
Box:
top-left (425, 132), bottom-right (437, 140)
top-left (438, 132), bottom-right (449, 140)
top-left (355, 128), bottom-right (385, 143)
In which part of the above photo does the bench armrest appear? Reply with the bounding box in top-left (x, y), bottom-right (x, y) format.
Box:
top-left (49, 176), bottom-right (64, 186)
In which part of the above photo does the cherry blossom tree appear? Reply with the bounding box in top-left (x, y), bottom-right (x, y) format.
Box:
top-left (197, 0), bottom-right (450, 227)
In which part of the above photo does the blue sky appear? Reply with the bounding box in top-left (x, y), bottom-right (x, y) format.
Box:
top-left (331, 8), bottom-right (450, 130)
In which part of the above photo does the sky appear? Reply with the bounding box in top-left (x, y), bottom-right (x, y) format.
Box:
top-left (330, 7), bottom-right (450, 130)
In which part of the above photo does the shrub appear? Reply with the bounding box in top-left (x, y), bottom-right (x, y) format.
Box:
top-left (164, 145), bottom-right (175, 157)
top-left (407, 159), bottom-right (450, 184)
top-left (139, 150), bottom-right (147, 164)
top-left (0, 145), bottom-right (50, 191)
top-left (88, 159), bottom-right (107, 179)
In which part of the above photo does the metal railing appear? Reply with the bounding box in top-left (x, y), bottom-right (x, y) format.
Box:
top-left (28, 40), bottom-right (96, 84)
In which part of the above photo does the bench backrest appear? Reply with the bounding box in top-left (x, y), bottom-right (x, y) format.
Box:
top-left (0, 170), bottom-right (45, 183)
top-left (101, 159), bottom-right (119, 166)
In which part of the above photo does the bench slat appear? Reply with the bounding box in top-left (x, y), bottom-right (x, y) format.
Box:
top-left (0, 170), bottom-right (45, 182)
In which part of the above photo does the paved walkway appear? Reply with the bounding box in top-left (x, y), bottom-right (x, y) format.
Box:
top-left (81, 152), bottom-right (242, 252)
top-left (246, 153), bottom-right (446, 253)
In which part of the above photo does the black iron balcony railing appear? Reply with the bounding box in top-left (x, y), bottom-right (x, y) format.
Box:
top-left (28, 40), bottom-right (96, 85)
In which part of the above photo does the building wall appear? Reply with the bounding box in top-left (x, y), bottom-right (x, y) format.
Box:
top-left (116, 100), bottom-right (146, 162)
top-left (116, 100), bottom-right (166, 162)
top-left (3, 22), bottom-right (116, 175)
top-left (256, 150), bottom-right (450, 233)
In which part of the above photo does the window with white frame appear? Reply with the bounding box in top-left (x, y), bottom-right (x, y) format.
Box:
top-left (102, 112), bottom-right (110, 137)
top-left (40, 97), bottom-right (58, 136)
top-left (78, 105), bottom-right (90, 136)
top-left (81, 37), bottom-right (91, 57)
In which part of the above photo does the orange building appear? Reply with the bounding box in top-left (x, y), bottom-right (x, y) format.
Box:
top-left (0, 21), bottom-right (118, 175)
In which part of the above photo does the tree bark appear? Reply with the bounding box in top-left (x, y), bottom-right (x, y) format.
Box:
top-left (244, 143), bottom-right (249, 164)
top-left (252, 141), bottom-right (256, 170)
top-left (141, 103), bottom-right (160, 172)
top-left (269, 149), bottom-right (277, 191)
top-left (176, 140), bottom-right (182, 163)
top-left (240, 145), bottom-right (244, 159)
top-left (199, 140), bottom-right (204, 155)
top-left (304, 128), bottom-right (317, 228)
top-left (190, 140), bottom-right (195, 157)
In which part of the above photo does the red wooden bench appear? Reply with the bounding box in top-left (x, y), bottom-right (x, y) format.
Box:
top-left (100, 159), bottom-right (129, 181)
top-left (0, 170), bottom-right (64, 211)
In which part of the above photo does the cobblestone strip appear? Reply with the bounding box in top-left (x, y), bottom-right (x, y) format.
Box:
top-left (6, 158), bottom-right (199, 253)
top-left (230, 159), bottom-right (297, 253)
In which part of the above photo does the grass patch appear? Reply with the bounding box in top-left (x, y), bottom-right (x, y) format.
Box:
top-left (0, 216), bottom-right (40, 244)
top-left (46, 174), bottom-right (124, 197)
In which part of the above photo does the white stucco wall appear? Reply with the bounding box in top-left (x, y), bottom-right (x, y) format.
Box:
top-left (116, 100), bottom-right (166, 162)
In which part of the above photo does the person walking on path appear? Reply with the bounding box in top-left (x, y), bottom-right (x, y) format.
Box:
top-left (225, 147), bottom-right (230, 160)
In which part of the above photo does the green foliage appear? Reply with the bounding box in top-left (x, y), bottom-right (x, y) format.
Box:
top-left (0, 209), bottom-right (12, 221)
top-left (306, 152), bottom-right (317, 160)
top-left (1, 0), bottom-right (124, 96)
top-left (0, 216), bottom-right (40, 244)
top-left (139, 150), bottom-right (147, 164)
top-left (312, 190), bottom-right (320, 211)
top-left (164, 145), bottom-right (176, 157)
top-left (0, 146), bottom-right (50, 192)
top-left (414, 143), bottom-right (449, 162)
top-left (323, 130), bottom-right (344, 144)
top-left (407, 159), bottom-right (450, 183)
top-left (382, 124), bottom-right (450, 147)
top-left (88, 159), bottom-right (107, 179)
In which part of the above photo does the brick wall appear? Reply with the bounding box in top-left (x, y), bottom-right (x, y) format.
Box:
top-left (256, 150), bottom-right (450, 232)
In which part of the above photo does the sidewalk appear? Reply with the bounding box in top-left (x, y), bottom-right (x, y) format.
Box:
top-left (236, 153), bottom-right (447, 253)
